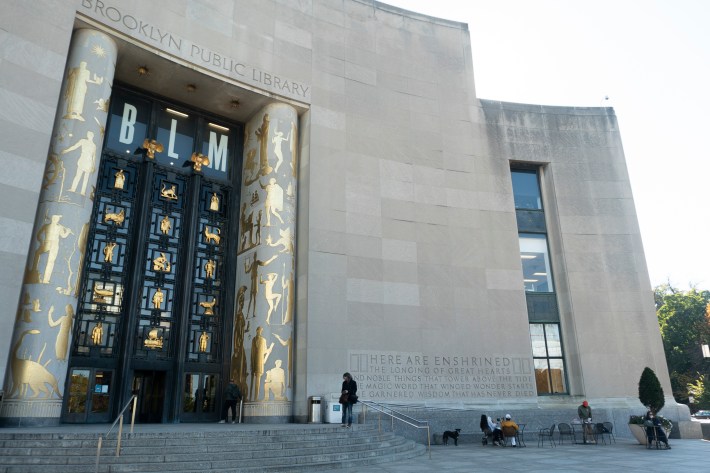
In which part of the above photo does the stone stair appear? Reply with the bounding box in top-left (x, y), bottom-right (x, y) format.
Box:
top-left (0, 424), bottom-right (427, 473)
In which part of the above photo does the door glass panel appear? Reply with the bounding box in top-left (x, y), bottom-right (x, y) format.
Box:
top-left (548, 359), bottom-right (566, 394)
top-left (545, 324), bottom-right (562, 357)
top-left (202, 374), bottom-right (218, 413)
top-left (68, 369), bottom-right (90, 413)
top-left (200, 121), bottom-right (233, 181)
top-left (184, 373), bottom-right (200, 413)
top-left (91, 370), bottom-right (112, 413)
top-left (105, 92), bottom-right (151, 156)
top-left (529, 324), bottom-right (546, 357)
top-left (519, 234), bottom-right (554, 292)
top-left (533, 359), bottom-right (551, 394)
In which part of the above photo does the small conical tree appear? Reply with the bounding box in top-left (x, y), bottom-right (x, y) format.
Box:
top-left (639, 367), bottom-right (665, 414)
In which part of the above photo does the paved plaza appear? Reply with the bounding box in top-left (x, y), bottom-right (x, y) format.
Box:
top-left (326, 438), bottom-right (710, 473)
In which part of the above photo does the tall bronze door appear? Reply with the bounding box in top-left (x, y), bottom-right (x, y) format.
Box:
top-left (62, 86), bottom-right (242, 423)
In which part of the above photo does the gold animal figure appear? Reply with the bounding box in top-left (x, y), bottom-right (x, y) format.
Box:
top-left (93, 286), bottom-right (114, 303)
top-left (144, 328), bottom-right (163, 349)
top-left (204, 226), bottom-right (221, 245)
top-left (104, 208), bottom-right (125, 225)
top-left (190, 152), bottom-right (210, 172)
top-left (160, 183), bottom-right (179, 200)
top-left (199, 297), bottom-right (217, 315)
top-left (8, 330), bottom-right (62, 399)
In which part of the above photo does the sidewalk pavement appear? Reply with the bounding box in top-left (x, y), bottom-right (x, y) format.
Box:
top-left (325, 438), bottom-right (710, 473)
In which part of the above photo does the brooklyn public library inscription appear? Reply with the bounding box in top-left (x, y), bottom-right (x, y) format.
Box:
top-left (79, 1), bottom-right (311, 102)
top-left (349, 351), bottom-right (537, 400)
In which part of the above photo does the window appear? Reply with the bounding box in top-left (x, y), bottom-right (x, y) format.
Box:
top-left (519, 234), bottom-right (554, 292)
top-left (511, 170), bottom-right (542, 210)
top-left (511, 167), bottom-right (568, 395)
top-left (530, 324), bottom-right (566, 394)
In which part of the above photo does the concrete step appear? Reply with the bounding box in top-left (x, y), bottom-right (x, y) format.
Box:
top-left (0, 424), bottom-right (426, 473)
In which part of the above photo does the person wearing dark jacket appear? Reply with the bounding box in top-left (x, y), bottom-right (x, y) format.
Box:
top-left (219, 378), bottom-right (242, 423)
top-left (644, 411), bottom-right (670, 449)
top-left (340, 372), bottom-right (358, 428)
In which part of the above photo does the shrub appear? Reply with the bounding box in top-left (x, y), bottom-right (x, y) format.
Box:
top-left (638, 367), bottom-right (665, 414)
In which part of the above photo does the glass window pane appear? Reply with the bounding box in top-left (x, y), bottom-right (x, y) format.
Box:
top-left (533, 359), bottom-right (551, 394)
top-left (545, 324), bottom-right (562, 357)
top-left (155, 107), bottom-right (196, 169)
top-left (511, 170), bottom-right (542, 210)
top-left (548, 359), bottom-right (567, 394)
top-left (519, 234), bottom-right (554, 292)
top-left (68, 369), bottom-right (90, 413)
top-left (529, 324), bottom-right (547, 357)
top-left (91, 370), bottom-right (112, 413)
top-left (105, 92), bottom-right (151, 156)
top-left (184, 373), bottom-right (199, 412)
top-left (200, 122), bottom-right (233, 181)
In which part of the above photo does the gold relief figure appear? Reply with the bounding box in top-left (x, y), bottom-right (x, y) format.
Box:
top-left (42, 152), bottom-right (64, 191)
top-left (144, 328), bottom-right (164, 349)
top-left (259, 178), bottom-right (284, 226)
top-left (94, 97), bottom-right (109, 112)
top-left (203, 226), bottom-right (221, 245)
top-left (271, 125), bottom-right (290, 173)
top-left (250, 326), bottom-right (274, 402)
top-left (281, 270), bottom-right (295, 325)
top-left (264, 359), bottom-right (286, 401)
top-left (210, 193), bottom-right (220, 211)
top-left (7, 329), bottom-right (62, 399)
top-left (273, 333), bottom-right (293, 388)
top-left (239, 203), bottom-right (254, 251)
top-left (199, 332), bottom-right (209, 352)
top-left (286, 182), bottom-right (295, 205)
top-left (199, 297), bottom-right (217, 316)
top-left (70, 223), bottom-right (89, 297)
top-left (92, 285), bottom-right (114, 303)
top-left (160, 215), bottom-right (171, 235)
top-left (113, 169), bottom-right (126, 189)
top-left (93, 116), bottom-right (105, 137)
top-left (259, 273), bottom-right (281, 325)
top-left (152, 252), bottom-right (171, 272)
top-left (244, 252), bottom-right (277, 318)
top-left (255, 113), bottom-right (273, 176)
top-left (91, 322), bottom-right (103, 346)
top-left (61, 131), bottom-right (97, 196)
top-left (231, 286), bottom-right (248, 396)
top-left (251, 190), bottom-right (259, 205)
top-left (48, 304), bottom-right (74, 361)
top-left (16, 292), bottom-right (32, 323)
top-left (27, 215), bottom-right (73, 284)
top-left (142, 139), bottom-right (164, 159)
top-left (152, 288), bottom-right (164, 309)
top-left (255, 211), bottom-right (262, 246)
top-left (160, 183), bottom-right (179, 200)
top-left (32, 299), bottom-right (41, 312)
top-left (290, 121), bottom-right (298, 178)
top-left (243, 148), bottom-right (259, 186)
top-left (265, 227), bottom-right (294, 254)
top-left (190, 152), bottom-right (210, 172)
top-left (63, 60), bottom-right (103, 122)
top-left (204, 259), bottom-right (216, 279)
top-left (104, 208), bottom-right (125, 225)
top-left (103, 241), bottom-right (117, 263)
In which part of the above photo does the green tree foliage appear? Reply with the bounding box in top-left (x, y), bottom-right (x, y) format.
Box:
top-left (639, 366), bottom-right (665, 414)
top-left (655, 284), bottom-right (710, 403)
top-left (688, 375), bottom-right (710, 410)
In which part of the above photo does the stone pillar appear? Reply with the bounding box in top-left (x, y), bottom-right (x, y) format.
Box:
top-left (232, 103), bottom-right (298, 422)
top-left (0, 29), bottom-right (117, 426)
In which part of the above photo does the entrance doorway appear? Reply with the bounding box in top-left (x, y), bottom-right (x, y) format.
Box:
top-left (132, 370), bottom-right (166, 423)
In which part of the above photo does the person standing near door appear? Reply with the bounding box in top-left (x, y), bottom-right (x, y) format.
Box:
top-left (219, 378), bottom-right (242, 424)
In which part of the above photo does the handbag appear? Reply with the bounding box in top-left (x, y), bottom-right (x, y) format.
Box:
top-left (339, 393), bottom-right (348, 404)
top-left (349, 394), bottom-right (358, 404)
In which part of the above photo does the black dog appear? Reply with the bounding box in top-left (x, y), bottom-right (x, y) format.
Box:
top-left (442, 428), bottom-right (461, 446)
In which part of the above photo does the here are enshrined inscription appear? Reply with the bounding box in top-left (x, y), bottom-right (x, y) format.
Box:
top-left (350, 352), bottom-right (536, 400)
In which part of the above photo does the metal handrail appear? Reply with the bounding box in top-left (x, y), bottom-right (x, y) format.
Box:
top-left (360, 399), bottom-right (431, 459)
top-left (95, 394), bottom-right (138, 472)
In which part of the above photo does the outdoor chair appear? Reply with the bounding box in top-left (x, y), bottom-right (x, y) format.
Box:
top-left (557, 422), bottom-right (575, 444)
top-left (602, 422), bottom-right (616, 444)
top-left (501, 425), bottom-right (518, 447)
top-left (537, 423), bottom-right (556, 448)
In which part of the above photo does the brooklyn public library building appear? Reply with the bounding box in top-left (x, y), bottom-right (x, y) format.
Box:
top-left (0, 0), bottom-right (698, 438)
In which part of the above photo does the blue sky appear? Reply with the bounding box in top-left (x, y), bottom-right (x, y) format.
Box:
top-left (385, 0), bottom-right (709, 289)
